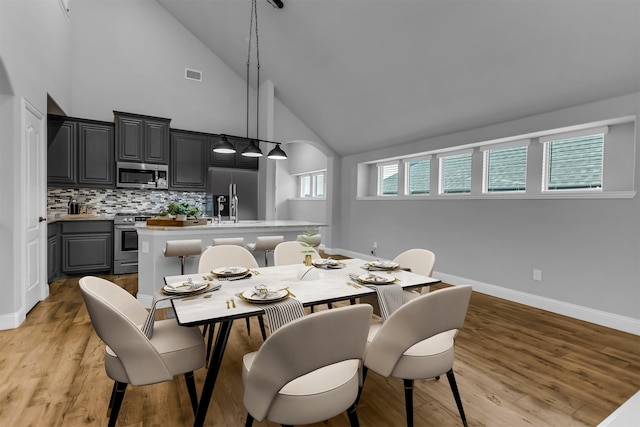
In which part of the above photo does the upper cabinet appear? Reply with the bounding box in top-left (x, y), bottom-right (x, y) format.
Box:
top-left (209, 135), bottom-right (259, 170)
top-left (114, 111), bottom-right (171, 164)
top-left (47, 115), bottom-right (115, 188)
top-left (169, 129), bottom-right (208, 191)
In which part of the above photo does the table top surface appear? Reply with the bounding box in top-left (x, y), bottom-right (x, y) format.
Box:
top-left (168, 258), bottom-right (439, 326)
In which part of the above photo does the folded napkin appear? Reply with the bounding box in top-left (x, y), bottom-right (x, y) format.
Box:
top-left (364, 283), bottom-right (403, 321)
top-left (260, 298), bottom-right (305, 333)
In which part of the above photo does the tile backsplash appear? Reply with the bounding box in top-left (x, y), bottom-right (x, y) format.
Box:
top-left (48, 187), bottom-right (206, 216)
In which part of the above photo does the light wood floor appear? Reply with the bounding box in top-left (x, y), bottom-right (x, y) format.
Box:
top-left (1, 273), bottom-right (638, 427)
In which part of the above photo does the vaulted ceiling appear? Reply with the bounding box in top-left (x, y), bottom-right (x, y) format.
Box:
top-left (157, 0), bottom-right (640, 156)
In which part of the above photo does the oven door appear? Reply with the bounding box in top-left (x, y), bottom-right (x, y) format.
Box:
top-left (114, 225), bottom-right (139, 274)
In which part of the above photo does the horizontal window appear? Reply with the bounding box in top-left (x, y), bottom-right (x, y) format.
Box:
top-left (405, 157), bottom-right (430, 195)
top-left (361, 118), bottom-right (633, 200)
top-left (378, 162), bottom-right (399, 195)
top-left (299, 171), bottom-right (326, 198)
top-left (483, 144), bottom-right (528, 193)
top-left (544, 133), bottom-right (604, 191)
top-left (439, 152), bottom-right (472, 194)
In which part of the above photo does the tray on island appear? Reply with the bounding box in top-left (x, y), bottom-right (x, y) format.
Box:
top-left (146, 218), bottom-right (207, 227)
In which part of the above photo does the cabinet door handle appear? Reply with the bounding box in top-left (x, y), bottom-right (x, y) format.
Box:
top-left (39, 216), bottom-right (47, 223)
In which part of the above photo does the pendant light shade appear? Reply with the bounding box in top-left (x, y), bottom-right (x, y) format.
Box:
top-left (212, 135), bottom-right (236, 154)
top-left (267, 143), bottom-right (288, 159)
top-left (242, 139), bottom-right (263, 157)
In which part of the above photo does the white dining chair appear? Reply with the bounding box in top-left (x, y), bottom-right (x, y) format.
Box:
top-left (198, 245), bottom-right (268, 343)
top-left (212, 237), bottom-right (246, 246)
top-left (360, 285), bottom-right (473, 427)
top-left (242, 304), bottom-right (373, 427)
top-left (394, 248), bottom-right (436, 302)
top-left (273, 240), bottom-right (320, 266)
top-left (79, 276), bottom-right (205, 427)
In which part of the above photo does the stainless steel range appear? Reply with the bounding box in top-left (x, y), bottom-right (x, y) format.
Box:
top-left (113, 212), bottom-right (152, 274)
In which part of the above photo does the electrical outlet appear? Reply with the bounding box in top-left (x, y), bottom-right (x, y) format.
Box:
top-left (142, 241), bottom-right (149, 253)
top-left (533, 269), bottom-right (542, 281)
top-left (371, 241), bottom-right (377, 255)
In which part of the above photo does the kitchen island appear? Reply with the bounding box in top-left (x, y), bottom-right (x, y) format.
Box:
top-left (135, 220), bottom-right (326, 307)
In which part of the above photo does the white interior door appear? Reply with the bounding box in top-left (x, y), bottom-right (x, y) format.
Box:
top-left (23, 98), bottom-right (48, 313)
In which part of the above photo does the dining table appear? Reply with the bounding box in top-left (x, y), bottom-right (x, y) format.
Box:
top-left (165, 257), bottom-right (440, 426)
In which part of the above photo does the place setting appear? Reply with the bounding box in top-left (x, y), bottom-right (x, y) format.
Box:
top-left (311, 258), bottom-right (346, 269)
top-left (237, 284), bottom-right (304, 333)
top-left (203, 266), bottom-right (253, 281)
top-left (362, 260), bottom-right (402, 271)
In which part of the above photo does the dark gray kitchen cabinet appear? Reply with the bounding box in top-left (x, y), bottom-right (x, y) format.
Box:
top-left (47, 223), bottom-right (59, 283)
top-left (170, 130), bottom-right (208, 191)
top-left (209, 135), bottom-right (259, 170)
top-left (47, 115), bottom-right (115, 188)
top-left (114, 111), bottom-right (171, 164)
top-left (60, 221), bottom-right (112, 275)
top-left (47, 117), bottom-right (77, 185)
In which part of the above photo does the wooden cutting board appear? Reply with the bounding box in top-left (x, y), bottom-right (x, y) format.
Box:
top-left (146, 218), bottom-right (207, 227)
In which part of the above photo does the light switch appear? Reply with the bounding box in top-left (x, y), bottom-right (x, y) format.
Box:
top-left (142, 241), bottom-right (149, 253)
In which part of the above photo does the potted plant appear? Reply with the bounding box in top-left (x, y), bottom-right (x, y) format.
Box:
top-left (298, 226), bottom-right (319, 266)
top-left (164, 201), bottom-right (201, 221)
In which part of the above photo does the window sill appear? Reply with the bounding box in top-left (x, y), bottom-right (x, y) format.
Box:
top-left (288, 197), bottom-right (327, 201)
top-left (357, 191), bottom-right (636, 201)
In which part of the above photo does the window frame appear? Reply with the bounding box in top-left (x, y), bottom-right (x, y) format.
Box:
top-left (438, 149), bottom-right (473, 195)
top-left (377, 161), bottom-right (400, 196)
top-left (481, 139), bottom-right (530, 194)
top-left (403, 156), bottom-right (431, 196)
top-left (541, 127), bottom-right (607, 193)
top-left (298, 170), bottom-right (327, 199)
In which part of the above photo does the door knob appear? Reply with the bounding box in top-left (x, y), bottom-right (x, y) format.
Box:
top-left (39, 216), bottom-right (47, 223)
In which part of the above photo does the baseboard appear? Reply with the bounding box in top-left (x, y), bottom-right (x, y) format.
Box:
top-left (0, 310), bottom-right (25, 330)
top-left (326, 248), bottom-right (640, 336)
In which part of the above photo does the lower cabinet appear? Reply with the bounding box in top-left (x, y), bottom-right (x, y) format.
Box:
top-left (59, 221), bottom-right (113, 276)
top-left (47, 223), bottom-right (59, 283)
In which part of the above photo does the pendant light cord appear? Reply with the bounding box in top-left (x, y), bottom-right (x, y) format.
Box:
top-left (246, 0), bottom-right (260, 142)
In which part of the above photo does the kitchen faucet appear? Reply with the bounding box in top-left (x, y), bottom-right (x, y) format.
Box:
top-left (217, 195), bottom-right (226, 223)
top-left (229, 184), bottom-right (239, 223)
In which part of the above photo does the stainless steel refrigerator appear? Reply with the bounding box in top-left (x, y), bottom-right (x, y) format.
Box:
top-left (206, 167), bottom-right (259, 220)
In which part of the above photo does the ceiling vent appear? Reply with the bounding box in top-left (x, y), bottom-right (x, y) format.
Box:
top-left (185, 68), bottom-right (202, 82)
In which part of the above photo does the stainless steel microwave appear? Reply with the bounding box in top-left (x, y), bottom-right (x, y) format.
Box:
top-left (116, 162), bottom-right (169, 190)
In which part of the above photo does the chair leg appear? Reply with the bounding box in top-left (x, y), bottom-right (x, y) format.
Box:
top-left (184, 371), bottom-right (198, 415)
top-left (356, 366), bottom-right (368, 405)
top-left (446, 369), bottom-right (468, 427)
top-left (108, 381), bottom-right (127, 427)
top-left (403, 378), bottom-right (414, 427)
top-left (346, 402), bottom-right (360, 427)
top-left (245, 413), bottom-right (254, 427)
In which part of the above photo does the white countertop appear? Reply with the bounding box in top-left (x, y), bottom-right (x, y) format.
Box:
top-left (136, 219), bottom-right (326, 232)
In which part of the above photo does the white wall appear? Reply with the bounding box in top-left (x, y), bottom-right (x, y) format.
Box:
top-left (0, 0), bottom-right (72, 327)
top-left (339, 93), bottom-right (640, 331)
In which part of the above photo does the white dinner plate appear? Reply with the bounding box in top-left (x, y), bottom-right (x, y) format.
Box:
top-left (312, 259), bottom-right (345, 269)
top-left (240, 288), bottom-right (289, 303)
top-left (163, 281), bottom-right (209, 294)
top-left (366, 261), bottom-right (399, 270)
top-left (357, 274), bottom-right (396, 285)
top-left (212, 266), bottom-right (250, 277)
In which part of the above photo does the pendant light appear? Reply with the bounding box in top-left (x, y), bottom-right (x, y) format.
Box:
top-left (267, 143), bottom-right (288, 159)
top-left (212, 134), bottom-right (236, 154)
top-left (240, 0), bottom-right (288, 160)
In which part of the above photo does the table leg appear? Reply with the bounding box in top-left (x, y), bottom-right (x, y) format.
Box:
top-left (193, 319), bottom-right (233, 427)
